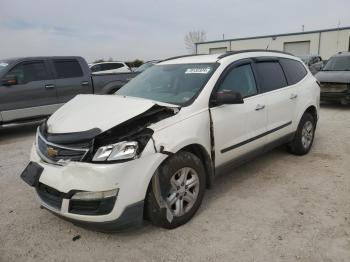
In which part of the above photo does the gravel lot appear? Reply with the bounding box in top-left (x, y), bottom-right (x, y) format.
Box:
top-left (0, 104), bottom-right (349, 262)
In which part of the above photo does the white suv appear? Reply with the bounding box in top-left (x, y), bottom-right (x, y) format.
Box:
top-left (21, 50), bottom-right (320, 231)
top-left (89, 61), bottom-right (131, 74)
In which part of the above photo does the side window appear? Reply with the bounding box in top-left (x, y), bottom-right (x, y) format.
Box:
top-left (5, 61), bottom-right (49, 85)
top-left (53, 60), bottom-right (83, 78)
top-left (279, 58), bottom-right (307, 85)
top-left (108, 63), bottom-right (124, 70)
top-left (254, 61), bottom-right (287, 93)
top-left (217, 64), bottom-right (257, 98)
top-left (100, 64), bottom-right (110, 71)
top-left (90, 64), bottom-right (101, 72)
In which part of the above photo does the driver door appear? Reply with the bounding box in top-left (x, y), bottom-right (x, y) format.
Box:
top-left (210, 60), bottom-right (268, 168)
top-left (0, 60), bottom-right (57, 122)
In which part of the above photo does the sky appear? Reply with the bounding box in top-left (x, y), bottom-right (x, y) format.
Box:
top-left (0, 0), bottom-right (349, 63)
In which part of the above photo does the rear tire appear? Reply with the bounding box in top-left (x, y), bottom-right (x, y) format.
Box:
top-left (288, 112), bottom-right (316, 155)
top-left (146, 151), bottom-right (206, 229)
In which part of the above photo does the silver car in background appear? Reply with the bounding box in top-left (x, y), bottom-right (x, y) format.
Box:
top-left (299, 54), bottom-right (324, 74)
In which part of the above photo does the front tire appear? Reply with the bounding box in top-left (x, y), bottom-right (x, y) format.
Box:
top-left (288, 112), bottom-right (316, 155)
top-left (146, 151), bottom-right (206, 229)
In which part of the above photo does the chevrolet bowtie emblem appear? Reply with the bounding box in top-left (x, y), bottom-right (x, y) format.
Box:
top-left (47, 147), bottom-right (58, 157)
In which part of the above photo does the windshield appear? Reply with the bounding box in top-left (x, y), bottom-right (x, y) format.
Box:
top-left (323, 56), bottom-right (350, 71)
top-left (0, 62), bottom-right (9, 73)
top-left (117, 63), bottom-right (217, 106)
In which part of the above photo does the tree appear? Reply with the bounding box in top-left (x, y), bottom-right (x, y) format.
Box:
top-left (184, 30), bottom-right (206, 54)
top-left (93, 59), bottom-right (105, 63)
top-left (126, 59), bottom-right (144, 68)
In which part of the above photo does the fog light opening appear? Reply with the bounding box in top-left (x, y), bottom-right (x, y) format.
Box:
top-left (71, 189), bottom-right (119, 201)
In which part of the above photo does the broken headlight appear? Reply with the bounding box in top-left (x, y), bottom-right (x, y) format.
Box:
top-left (92, 141), bottom-right (139, 162)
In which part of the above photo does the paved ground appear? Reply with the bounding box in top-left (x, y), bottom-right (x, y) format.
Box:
top-left (0, 104), bottom-right (349, 262)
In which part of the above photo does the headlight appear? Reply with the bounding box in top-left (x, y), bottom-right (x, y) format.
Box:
top-left (92, 141), bottom-right (138, 162)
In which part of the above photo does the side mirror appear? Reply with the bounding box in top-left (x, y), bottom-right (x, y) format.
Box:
top-left (213, 91), bottom-right (244, 106)
top-left (2, 75), bottom-right (17, 86)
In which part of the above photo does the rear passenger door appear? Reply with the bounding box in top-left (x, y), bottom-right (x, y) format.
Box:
top-left (51, 58), bottom-right (92, 103)
top-left (252, 58), bottom-right (303, 144)
top-left (0, 60), bottom-right (57, 122)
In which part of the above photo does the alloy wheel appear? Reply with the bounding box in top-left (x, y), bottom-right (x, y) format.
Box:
top-left (166, 167), bottom-right (200, 217)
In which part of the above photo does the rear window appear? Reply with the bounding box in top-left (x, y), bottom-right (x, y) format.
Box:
top-left (53, 60), bottom-right (83, 78)
top-left (254, 62), bottom-right (287, 93)
top-left (279, 58), bottom-right (307, 85)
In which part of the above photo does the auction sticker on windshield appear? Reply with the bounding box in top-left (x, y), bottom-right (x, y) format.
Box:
top-left (185, 67), bottom-right (211, 74)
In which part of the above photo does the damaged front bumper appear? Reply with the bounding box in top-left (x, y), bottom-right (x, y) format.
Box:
top-left (23, 145), bottom-right (167, 231)
top-left (320, 83), bottom-right (350, 104)
top-left (320, 91), bottom-right (350, 104)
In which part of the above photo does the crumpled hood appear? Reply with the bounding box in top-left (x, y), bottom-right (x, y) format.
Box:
top-left (315, 71), bottom-right (350, 83)
top-left (47, 95), bottom-right (159, 133)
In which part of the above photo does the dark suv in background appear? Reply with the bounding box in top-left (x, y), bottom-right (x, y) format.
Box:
top-left (315, 51), bottom-right (350, 105)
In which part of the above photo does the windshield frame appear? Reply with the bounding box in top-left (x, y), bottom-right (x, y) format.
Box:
top-left (116, 62), bottom-right (220, 107)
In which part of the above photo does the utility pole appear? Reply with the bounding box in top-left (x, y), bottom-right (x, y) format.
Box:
top-left (336, 20), bottom-right (341, 49)
top-left (302, 25), bottom-right (305, 32)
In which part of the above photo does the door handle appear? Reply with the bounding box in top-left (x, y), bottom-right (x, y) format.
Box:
top-left (255, 104), bottom-right (265, 111)
top-left (45, 84), bottom-right (55, 89)
top-left (290, 94), bottom-right (298, 100)
top-left (81, 81), bottom-right (89, 86)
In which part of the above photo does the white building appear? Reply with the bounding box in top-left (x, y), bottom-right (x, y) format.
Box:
top-left (196, 27), bottom-right (350, 59)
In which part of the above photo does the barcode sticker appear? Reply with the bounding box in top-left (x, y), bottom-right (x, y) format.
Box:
top-left (185, 67), bottom-right (211, 74)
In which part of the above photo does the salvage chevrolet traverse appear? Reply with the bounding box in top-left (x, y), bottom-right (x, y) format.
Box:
top-left (21, 50), bottom-right (320, 231)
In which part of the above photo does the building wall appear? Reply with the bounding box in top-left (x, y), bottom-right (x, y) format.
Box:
top-left (196, 28), bottom-right (350, 60)
top-left (319, 30), bottom-right (350, 59)
top-left (196, 41), bottom-right (230, 54)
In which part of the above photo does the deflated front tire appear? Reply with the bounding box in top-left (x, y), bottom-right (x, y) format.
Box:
top-left (145, 151), bottom-right (206, 229)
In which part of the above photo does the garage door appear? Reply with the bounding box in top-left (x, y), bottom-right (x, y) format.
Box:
top-left (209, 47), bottom-right (228, 54)
top-left (283, 41), bottom-right (310, 55)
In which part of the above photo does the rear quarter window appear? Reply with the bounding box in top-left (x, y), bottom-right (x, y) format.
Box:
top-left (279, 58), bottom-right (307, 85)
top-left (53, 59), bottom-right (83, 78)
top-left (254, 61), bottom-right (287, 93)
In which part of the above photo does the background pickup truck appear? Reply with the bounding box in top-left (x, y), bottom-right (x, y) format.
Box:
top-left (0, 56), bottom-right (138, 127)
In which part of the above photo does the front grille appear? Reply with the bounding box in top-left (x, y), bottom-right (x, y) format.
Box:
top-left (36, 183), bottom-right (63, 209)
top-left (37, 131), bottom-right (89, 164)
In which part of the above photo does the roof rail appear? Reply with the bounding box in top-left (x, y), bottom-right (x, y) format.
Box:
top-left (162, 54), bottom-right (205, 62)
top-left (217, 49), bottom-right (294, 60)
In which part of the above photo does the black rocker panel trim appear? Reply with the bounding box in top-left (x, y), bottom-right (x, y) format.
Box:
top-left (221, 121), bottom-right (292, 153)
